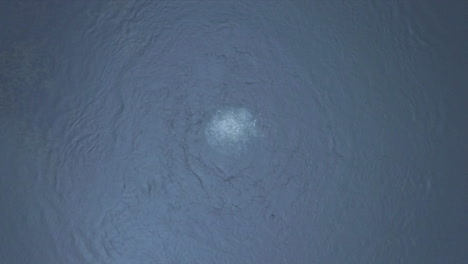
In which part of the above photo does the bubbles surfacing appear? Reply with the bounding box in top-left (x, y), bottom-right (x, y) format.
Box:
top-left (205, 107), bottom-right (260, 155)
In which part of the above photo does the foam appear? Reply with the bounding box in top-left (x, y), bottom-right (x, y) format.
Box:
top-left (205, 107), bottom-right (259, 154)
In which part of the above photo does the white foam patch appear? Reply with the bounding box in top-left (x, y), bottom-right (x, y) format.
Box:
top-left (205, 107), bottom-right (259, 154)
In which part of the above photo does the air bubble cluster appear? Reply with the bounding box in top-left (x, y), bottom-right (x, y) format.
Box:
top-left (205, 107), bottom-right (259, 154)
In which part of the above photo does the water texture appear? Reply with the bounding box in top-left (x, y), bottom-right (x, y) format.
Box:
top-left (0, 1), bottom-right (466, 263)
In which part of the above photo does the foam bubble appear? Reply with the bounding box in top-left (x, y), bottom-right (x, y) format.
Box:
top-left (205, 107), bottom-right (259, 154)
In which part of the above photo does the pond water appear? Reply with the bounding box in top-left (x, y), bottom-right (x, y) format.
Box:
top-left (0, 1), bottom-right (466, 263)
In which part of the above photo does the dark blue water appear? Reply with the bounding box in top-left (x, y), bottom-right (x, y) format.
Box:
top-left (1, 1), bottom-right (466, 263)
